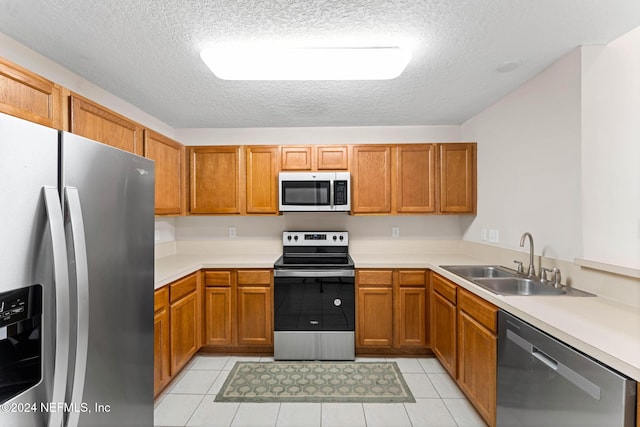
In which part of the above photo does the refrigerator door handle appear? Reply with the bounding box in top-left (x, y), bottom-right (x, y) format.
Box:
top-left (43, 187), bottom-right (70, 427)
top-left (63, 187), bottom-right (89, 427)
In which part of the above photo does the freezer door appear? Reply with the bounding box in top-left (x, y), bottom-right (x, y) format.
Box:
top-left (0, 113), bottom-right (66, 427)
top-left (60, 133), bottom-right (154, 427)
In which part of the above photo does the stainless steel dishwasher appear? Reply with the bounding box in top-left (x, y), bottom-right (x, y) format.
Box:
top-left (497, 310), bottom-right (637, 427)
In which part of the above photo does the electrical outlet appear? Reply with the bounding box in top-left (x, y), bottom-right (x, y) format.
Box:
top-left (488, 229), bottom-right (500, 243)
top-left (228, 227), bottom-right (237, 238)
top-left (481, 228), bottom-right (487, 241)
top-left (392, 226), bottom-right (400, 238)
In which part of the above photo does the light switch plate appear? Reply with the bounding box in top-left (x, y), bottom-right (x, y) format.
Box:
top-left (488, 229), bottom-right (500, 243)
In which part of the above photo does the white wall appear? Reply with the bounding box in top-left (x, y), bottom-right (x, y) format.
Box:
top-left (460, 49), bottom-right (583, 262)
top-left (174, 214), bottom-right (463, 241)
top-left (581, 27), bottom-right (640, 269)
top-left (0, 32), bottom-right (175, 137)
top-left (176, 125), bottom-right (461, 146)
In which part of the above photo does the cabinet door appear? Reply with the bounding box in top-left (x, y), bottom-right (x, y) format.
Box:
top-left (170, 291), bottom-right (199, 374)
top-left (189, 146), bottom-right (241, 214)
top-left (457, 310), bottom-right (497, 427)
top-left (144, 130), bottom-right (185, 215)
top-left (69, 94), bottom-right (143, 155)
top-left (396, 286), bottom-right (427, 348)
top-left (396, 144), bottom-right (436, 213)
top-left (153, 287), bottom-right (171, 397)
top-left (438, 143), bottom-right (476, 213)
top-left (245, 146), bottom-right (279, 214)
top-left (281, 146), bottom-right (312, 170)
top-left (237, 286), bottom-right (273, 346)
top-left (316, 145), bottom-right (348, 170)
top-left (351, 145), bottom-right (392, 214)
top-left (153, 306), bottom-right (170, 397)
top-left (205, 287), bottom-right (233, 345)
top-left (431, 291), bottom-right (457, 377)
top-left (0, 57), bottom-right (63, 129)
top-left (356, 287), bottom-right (393, 348)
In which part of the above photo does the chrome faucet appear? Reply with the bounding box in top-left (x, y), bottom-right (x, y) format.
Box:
top-left (519, 232), bottom-right (536, 277)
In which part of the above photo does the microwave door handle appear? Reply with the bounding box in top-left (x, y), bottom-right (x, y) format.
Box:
top-left (330, 179), bottom-right (334, 209)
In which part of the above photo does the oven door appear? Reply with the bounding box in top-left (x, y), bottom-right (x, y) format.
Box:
top-left (273, 269), bottom-right (355, 360)
top-left (274, 270), bottom-right (355, 332)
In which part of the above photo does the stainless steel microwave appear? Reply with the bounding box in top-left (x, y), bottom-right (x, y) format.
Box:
top-left (279, 172), bottom-right (351, 212)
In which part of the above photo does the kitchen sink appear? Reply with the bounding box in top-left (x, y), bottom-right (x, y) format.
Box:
top-left (472, 277), bottom-right (566, 296)
top-left (439, 264), bottom-right (595, 297)
top-left (440, 265), bottom-right (516, 278)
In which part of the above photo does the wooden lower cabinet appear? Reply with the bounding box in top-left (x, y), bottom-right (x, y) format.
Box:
top-left (357, 286), bottom-right (393, 348)
top-left (169, 273), bottom-right (200, 375)
top-left (430, 276), bottom-right (457, 377)
top-left (204, 286), bottom-right (233, 345)
top-left (153, 287), bottom-right (171, 397)
top-left (204, 269), bottom-right (273, 352)
top-left (457, 309), bottom-right (497, 426)
top-left (356, 269), bottom-right (428, 354)
top-left (237, 286), bottom-right (273, 346)
top-left (430, 272), bottom-right (498, 427)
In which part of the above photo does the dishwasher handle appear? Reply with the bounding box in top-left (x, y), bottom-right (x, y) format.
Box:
top-left (532, 347), bottom-right (558, 371)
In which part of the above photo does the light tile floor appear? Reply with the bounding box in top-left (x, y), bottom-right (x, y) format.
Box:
top-left (154, 355), bottom-right (487, 427)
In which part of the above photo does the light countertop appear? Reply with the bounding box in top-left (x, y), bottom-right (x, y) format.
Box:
top-left (155, 251), bottom-right (640, 381)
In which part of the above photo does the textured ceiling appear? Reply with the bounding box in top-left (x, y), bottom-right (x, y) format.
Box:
top-left (1, 0), bottom-right (639, 128)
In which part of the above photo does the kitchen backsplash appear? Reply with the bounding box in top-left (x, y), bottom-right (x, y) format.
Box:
top-left (156, 214), bottom-right (465, 242)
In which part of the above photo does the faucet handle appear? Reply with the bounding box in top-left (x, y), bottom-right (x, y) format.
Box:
top-left (540, 267), bottom-right (552, 283)
top-left (551, 268), bottom-right (562, 287)
top-left (513, 260), bottom-right (524, 274)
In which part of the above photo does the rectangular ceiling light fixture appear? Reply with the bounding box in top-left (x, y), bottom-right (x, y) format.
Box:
top-left (200, 45), bottom-right (411, 80)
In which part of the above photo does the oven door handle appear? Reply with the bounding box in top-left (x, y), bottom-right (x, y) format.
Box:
top-left (274, 269), bottom-right (355, 278)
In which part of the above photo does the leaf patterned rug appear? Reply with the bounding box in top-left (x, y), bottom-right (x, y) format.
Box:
top-left (215, 362), bottom-right (415, 403)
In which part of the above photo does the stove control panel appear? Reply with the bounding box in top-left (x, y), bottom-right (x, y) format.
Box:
top-left (283, 231), bottom-right (348, 246)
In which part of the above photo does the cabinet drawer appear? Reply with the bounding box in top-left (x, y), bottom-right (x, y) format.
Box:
top-left (170, 273), bottom-right (197, 303)
top-left (458, 288), bottom-right (498, 333)
top-left (154, 287), bottom-right (169, 313)
top-left (432, 273), bottom-right (457, 304)
top-left (205, 270), bottom-right (232, 287)
top-left (237, 270), bottom-right (271, 286)
top-left (398, 270), bottom-right (426, 286)
top-left (357, 270), bottom-right (393, 286)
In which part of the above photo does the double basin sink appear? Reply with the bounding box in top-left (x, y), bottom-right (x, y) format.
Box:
top-left (440, 265), bottom-right (593, 296)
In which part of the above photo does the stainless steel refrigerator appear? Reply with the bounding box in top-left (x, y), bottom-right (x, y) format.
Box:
top-left (0, 112), bottom-right (154, 426)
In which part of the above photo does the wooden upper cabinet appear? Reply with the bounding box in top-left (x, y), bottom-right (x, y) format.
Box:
top-left (245, 146), bottom-right (279, 214)
top-left (0, 57), bottom-right (63, 129)
top-left (280, 145), bottom-right (348, 171)
top-left (438, 143), bottom-right (476, 214)
top-left (351, 145), bottom-right (392, 214)
top-left (316, 145), bottom-right (348, 170)
top-left (144, 130), bottom-right (185, 215)
top-left (189, 146), bottom-right (242, 214)
top-left (396, 144), bottom-right (436, 213)
top-left (69, 94), bottom-right (143, 155)
top-left (281, 146), bottom-right (312, 170)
